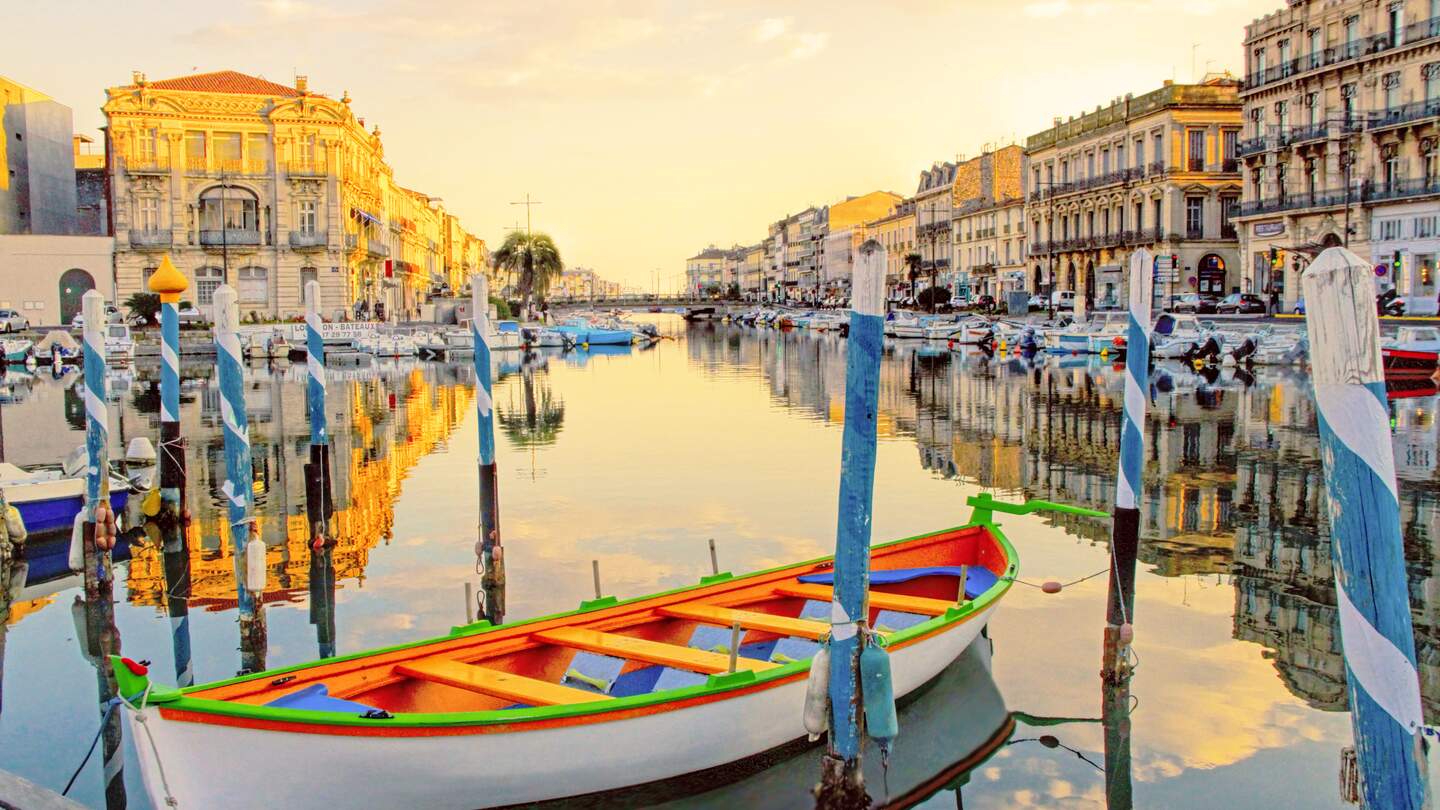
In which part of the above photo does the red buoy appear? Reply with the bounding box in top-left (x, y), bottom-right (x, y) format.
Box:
top-left (1041, 580), bottom-right (1063, 594)
top-left (1118, 622), bottom-right (1135, 644)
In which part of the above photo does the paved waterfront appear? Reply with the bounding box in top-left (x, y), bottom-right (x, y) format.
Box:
top-left (2, 314), bottom-right (1439, 807)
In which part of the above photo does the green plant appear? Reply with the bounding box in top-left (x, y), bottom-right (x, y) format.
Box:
top-left (490, 296), bottom-right (512, 320)
top-left (492, 231), bottom-right (563, 313)
top-left (124, 292), bottom-right (160, 326)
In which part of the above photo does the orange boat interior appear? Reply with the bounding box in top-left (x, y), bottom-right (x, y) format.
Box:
top-left (190, 526), bottom-right (1006, 716)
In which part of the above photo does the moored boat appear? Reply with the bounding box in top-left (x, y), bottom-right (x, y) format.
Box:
top-left (0, 459), bottom-right (131, 534)
top-left (1383, 346), bottom-right (1439, 376)
top-left (112, 495), bottom-right (1087, 810)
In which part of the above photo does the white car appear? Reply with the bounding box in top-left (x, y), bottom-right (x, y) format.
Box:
top-left (0, 308), bottom-right (29, 333)
top-left (71, 304), bottom-right (121, 330)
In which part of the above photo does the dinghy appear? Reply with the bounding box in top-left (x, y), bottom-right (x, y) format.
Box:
top-left (0, 456), bottom-right (131, 534)
top-left (112, 496), bottom-right (1092, 810)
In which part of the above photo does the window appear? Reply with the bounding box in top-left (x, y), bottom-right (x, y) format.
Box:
top-left (1427, 64), bottom-right (1440, 104)
top-left (1276, 163), bottom-right (1288, 201)
top-left (1305, 92), bottom-right (1319, 127)
top-left (1187, 129), bottom-right (1205, 171)
top-left (1134, 136), bottom-right (1144, 169)
top-left (215, 132), bottom-right (242, 172)
top-left (1221, 196), bottom-right (1239, 239)
top-left (246, 133), bottom-right (269, 173)
top-left (1306, 157), bottom-right (1319, 195)
top-left (1253, 47), bottom-right (1267, 79)
top-left (1417, 216), bottom-right (1438, 239)
top-left (185, 131), bottom-right (206, 169)
top-left (1152, 132), bottom-right (1164, 169)
top-left (136, 196), bottom-right (160, 231)
top-left (199, 186), bottom-right (259, 232)
top-left (1061, 159), bottom-right (1069, 183)
top-left (1101, 148), bottom-right (1110, 176)
top-left (1086, 210), bottom-right (1095, 237)
top-left (1087, 152), bottom-right (1095, 179)
top-left (1342, 83), bottom-right (1357, 125)
top-left (137, 128), bottom-right (157, 159)
top-left (1134, 201), bottom-right (1144, 232)
top-left (1425, 138), bottom-right (1439, 182)
top-left (298, 200), bottom-right (318, 234)
top-left (1383, 144), bottom-right (1401, 190)
top-left (1186, 197), bottom-right (1204, 239)
top-left (1308, 28), bottom-right (1322, 68)
top-left (1384, 72), bottom-right (1402, 111)
top-left (1032, 167), bottom-right (1041, 194)
top-left (195, 266), bottom-right (224, 306)
top-left (1278, 40), bottom-right (1291, 74)
top-left (1389, 2), bottom-right (1403, 46)
top-left (1223, 130), bottom-right (1237, 168)
top-left (300, 267), bottom-right (318, 298)
top-left (1275, 100), bottom-right (1289, 131)
top-left (1117, 143), bottom-right (1126, 172)
top-left (1153, 199), bottom-right (1163, 235)
top-left (1378, 218), bottom-right (1403, 241)
top-left (1344, 16), bottom-right (1358, 47)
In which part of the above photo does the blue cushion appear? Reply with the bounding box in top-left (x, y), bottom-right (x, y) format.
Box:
top-left (609, 665), bottom-right (666, 698)
top-left (687, 625), bottom-right (734, 653)
top-left (797, 566), bottom-right (999, 599)
top-left (770, 637), bottom-right (820, 664)
top-left (264, 683), bottom-right (380, 714)
top-left (798, 600), bottom-right (830, 621)
top-left (562, 652), bottom-right (625, 694)
top-left (872, 610), bottom-right (930, 634)
top-left (652, 668), bottom-right (707, 691)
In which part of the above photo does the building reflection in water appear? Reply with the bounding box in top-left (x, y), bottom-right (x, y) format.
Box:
top-left (690, 324), bottom-right (1440, 717)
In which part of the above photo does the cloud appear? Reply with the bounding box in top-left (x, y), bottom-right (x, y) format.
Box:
top-left (754, 17), bottom-right (791, 42)
top-left (789, 32), bottom-right (830, 60)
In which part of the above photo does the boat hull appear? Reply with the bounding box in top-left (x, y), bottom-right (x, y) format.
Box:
top-left (125, 603), bottom-right (996, 810)
top-left (12, 489), bottom-right (129, 534)
top-left (1384, 347), bottom-right (1439, 375)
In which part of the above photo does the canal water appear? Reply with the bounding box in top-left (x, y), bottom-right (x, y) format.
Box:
top-left (1, 314), bottom-right (1438, 808)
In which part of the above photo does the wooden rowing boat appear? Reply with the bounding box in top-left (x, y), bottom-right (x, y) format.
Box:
top-left (111, 496), bottom-right (1095, 809)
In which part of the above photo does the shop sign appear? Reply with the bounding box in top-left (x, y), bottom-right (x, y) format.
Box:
top-left (1254, 222), bottom-right (1286, 238)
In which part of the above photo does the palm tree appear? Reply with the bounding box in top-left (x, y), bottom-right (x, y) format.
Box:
top-left (903, 252), bottom-right (923, 306)
top-left (493, 231), bottom-right (563, 317)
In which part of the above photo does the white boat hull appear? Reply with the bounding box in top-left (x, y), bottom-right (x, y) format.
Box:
top-left (125, 604), bottom-right (996, 809)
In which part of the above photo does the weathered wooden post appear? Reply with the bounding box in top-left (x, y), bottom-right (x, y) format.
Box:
top-left (1303, 246), bottom-right (1428, 808)
top-left (148, 256), bottom-right (194, 687)
top-left (1102, 677), bottom-right (1133, 810)
top-left (213, 285), bottom-right (267, 674)
top-left (816, 240), bottom-right (886, 808)
top-left (472, 275), bottom-right (505, 625)
top-left (79, 291), bottom-right (113, 600)
top-left (303, 281), bottom-right (336, 657)
top-left (1103, 248), bottom-right (1153, 683)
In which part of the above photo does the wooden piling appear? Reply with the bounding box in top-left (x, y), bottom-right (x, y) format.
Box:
top-left (472, 275), bottom-right (506, 625)
top-left (815, 240), bottom-right (886, 809)
top-left (303, 281), bottom-right (336, 658)
top-left (1102, 676), bottom-right (1133, 810)
top-left (1103, 248), bottom-right (1153, 684)
top-left (79, 291), bottom-right (111, 602)
top-left (149, 256), bottom-right (193, 687)
top-left (1302, 247), bottom-right (1428, 808)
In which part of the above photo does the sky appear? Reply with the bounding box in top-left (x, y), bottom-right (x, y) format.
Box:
top-left (9, 0), bottom-right (1278, 292)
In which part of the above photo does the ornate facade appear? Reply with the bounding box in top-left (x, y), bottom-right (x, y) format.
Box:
top-left (103, 70), bottom-right (484, 320)
top-left (1026, 79), bottom-right (1244, 312)
top-left (1235, 0), bottom-right (1440, 313)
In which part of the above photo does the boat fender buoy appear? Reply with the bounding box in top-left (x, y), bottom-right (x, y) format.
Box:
top-left (3, 504), bottom-right (26, 545)
top-left (1041, 580), bottom-right (1063, 594)
top-left (141, 487), bottom-right (161, 518)
top-left (1039, 734), bottom-right (1060, 749)
top-left (1118, 622), bottom-right (1134, 645)
top-left (68, 513), bottom-right (84, 571)
top-left (311, 533), bottom-right (327, 551)
top-left (802, 642), bottom-right (830, 739)
top-left (860, 641), bottom-right (898, 745)
top-left (245, 532), bottom-right (267, 593)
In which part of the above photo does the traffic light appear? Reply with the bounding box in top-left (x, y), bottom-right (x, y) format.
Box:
top-left (1269, 247), bottom-right (1280, 269)
top-left (1171, 254), bottom-right (1179, 270)
top-left (1394, 251), bottom-right (1404, 277)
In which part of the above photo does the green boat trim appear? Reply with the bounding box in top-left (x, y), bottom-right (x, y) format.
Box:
top-left (111, 497), bottom-right (1088, 731)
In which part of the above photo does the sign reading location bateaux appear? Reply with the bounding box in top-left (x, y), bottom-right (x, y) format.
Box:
top-left (1254, 221), bottom-right (1286, 237)
top-left (286, 321), bottom-right (382, 344)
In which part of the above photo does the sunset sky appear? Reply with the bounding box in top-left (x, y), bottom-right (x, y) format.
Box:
top-left (10, 0), bottom-right (1276, 291)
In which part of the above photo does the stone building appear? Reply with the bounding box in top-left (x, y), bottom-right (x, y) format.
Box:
top-left (820, 190), bottom-right (903, 298)
top-left (864, 198), bottom-right (916, 300)
top-left (1026, 78), bottom-right (1244, 313)
top-left (1235, 0), bottom-right (1440, 313)
top-left (102, 70), bottom-right (484, 320)
top-left (685, 245), bottom-right (727, 295)
top-left (913, 163), bottom-right (956, 299)
top-left (0, 74), bottom-right (80, 235)
top-left (951, 145), bottom-right (1027, 302)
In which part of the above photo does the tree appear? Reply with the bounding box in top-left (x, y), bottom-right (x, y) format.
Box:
top-left (125, 292), bottom-right (160, 326)
top-left (917, 286), bottom-right (951, 310)
top-left (904, 252), bottom-right (923, 304)
top-left (492, 231), bottom-right (563, 317)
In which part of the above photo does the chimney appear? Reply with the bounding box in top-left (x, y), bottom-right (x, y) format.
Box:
top-left (295, 74), bottom-right (308, 93)
top-left (131, 71), bottom-right (146, 86)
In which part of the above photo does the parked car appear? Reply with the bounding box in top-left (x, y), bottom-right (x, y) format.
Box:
top-left (1170, 293), bottom-right (1220, 314)
top-left (178, 305), bottom-right (206, 326)
top-left (0, 308), bottom-right (29, 333)
top-left (1050, 290), bottom-right (1076, 311)
top-left (1293, 297), bottom-right (1306, 315)
top-left (1027, 294), bottom-right (1048, 312)
top-left (1216, 293), bottom-right (1267, 314)
top-left (70, 304), bottom-right (121, 330)
top-left (975, 294), bottom-right (996, 314)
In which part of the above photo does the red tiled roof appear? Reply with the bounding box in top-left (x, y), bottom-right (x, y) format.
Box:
top-left (134, 70), bottom-right (302, 97)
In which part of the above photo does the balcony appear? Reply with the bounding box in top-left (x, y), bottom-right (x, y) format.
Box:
top-left (1238, 188), bottom-right (1349, 217)
top-left (366, 241), bottom-right (391, 259)
top-left (1223, 158), bottom-right (1240, 172)
top-left (187, 159), bottom-right (269, 177)
top-left (1284, 122), bottom-right (1329, 146)
top-left (289, 231), bottom-right (328, 250)
top-left (1146, 161), bottom-right (1166, 177)
top-left (1367, 176), bottom-right (1440, 203)
top-left (128, 228), bottom-right (172, 248)
top-left (199, 228), bottom-right (261, 247)
top-left (1244, 21), bottom-right (1440, 94)
top-left (124, 156), bottom-right (170, 175)
top-left (1367, 100), bottom-right (1440, 132)
top-left (286, 160), bottom-right (328, 177)
top-left (1236, 136), bottom-right (1270, 158)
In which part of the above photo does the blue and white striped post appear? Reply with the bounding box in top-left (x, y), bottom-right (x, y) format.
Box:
top-left (472, 275), bottom-right (505, 625)
top-left (1303, 247), bottom-right (1427, 809)
top-left (818, 240), bottom-right (887, 806)
top-left (304, 281), bottom-right (335, 658)
top-left (80, 290), bottom-right (110, 596)
top-left (213, 285), bottom-right (267, 673)
top-left (149, 256), bottom-right (193, 686)
top-left (1103, 248), bottom-right (1154, 682)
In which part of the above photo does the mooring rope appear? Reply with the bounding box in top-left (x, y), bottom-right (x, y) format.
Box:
top-left (116, 683), bottom-right (180, 808)
top-left (1003, 566), bottom-right (1111, 591)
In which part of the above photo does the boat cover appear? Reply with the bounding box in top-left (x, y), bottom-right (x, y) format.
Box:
top-left (264, 683), bottom-right (380, 714)
top-left (798, 566), bottom-right (999, 599)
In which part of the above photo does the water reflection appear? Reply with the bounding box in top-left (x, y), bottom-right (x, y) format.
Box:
top-left (2, 319), bottom-right (1438, 807)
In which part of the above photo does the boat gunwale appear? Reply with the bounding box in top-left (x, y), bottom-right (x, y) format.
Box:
top-left (122, 520), bottom-right (1017, 732)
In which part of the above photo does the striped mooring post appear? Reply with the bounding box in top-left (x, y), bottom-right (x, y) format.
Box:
top-left (79, 290), bottom-right (111, 598)
top-left (472, 275), bottom-right (505, 625)
top-left (816, 240), bottom-right (887, 807)
top-left (303, 281), bottom-right (336, 657)
top-left (1302, 247), bottom-right (1428, 808)
top-left (148, 256), bottom-right (194, 687)
top-left (213, 285), bottom-right (267, 674)
top-left (1103, 248), bottom-right (1154, 683)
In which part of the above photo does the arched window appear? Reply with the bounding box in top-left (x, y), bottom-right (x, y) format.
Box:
top-left (237, 266), bottom-right (268, 305)
top-left (195, 266), bottom-right (225, 306)
top-left (199, 186), bottom-right (258, 233)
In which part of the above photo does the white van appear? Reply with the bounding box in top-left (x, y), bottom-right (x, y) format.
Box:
top-left (1050, 290), bottom-right (1077, 311)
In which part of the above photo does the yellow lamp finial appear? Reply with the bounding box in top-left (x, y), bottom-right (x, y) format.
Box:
top-left (147, 255), bottom-right (188, 303)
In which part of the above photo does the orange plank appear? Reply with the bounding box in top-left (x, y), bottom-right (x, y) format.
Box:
top-left (773, 583), bottom-right (955, 616)
top-left (658, 604), bottom-right (828, 641)
top-left (395, 659), bottom-right (609, 706)
top-left (535, 627), bottom-right (779, 674)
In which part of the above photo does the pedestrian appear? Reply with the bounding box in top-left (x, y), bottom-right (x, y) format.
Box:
top-left (1267, 285), bottom-right (1279, 317)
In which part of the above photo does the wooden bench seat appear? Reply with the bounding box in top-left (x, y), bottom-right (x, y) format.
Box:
top-left (395, 658), bottom-right (609, 706)
top-left (658, 604), bottom-right (828, 640)
top-left (773, 583), bottom-right (955, 616)
top-left (534, 627), bottom-right (779, 674)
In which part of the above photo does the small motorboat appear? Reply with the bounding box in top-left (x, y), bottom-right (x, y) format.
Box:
top-left (0, 453), bottom-right (131, 535)
top-left (520, 326), bottom-right (569, 349)
top-left (104, 324), bottom-right (136, 364)
top-left (2, 338), bottom-right (34, 364)
top-left (112, 495), bottom-right (1087, 810)
top-left (885, 313), bottom-right (928, 340)
top-left (245, 330), bottom-right (293, 361)
top-left (552, 318), bottom-right (633, 346)
top-left (34, 330), bottom-right (82, 364)
top-left (1384, 347), bottom-right (1439, 376)
top-left (1386, 326), bottom-right (1440, 354)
